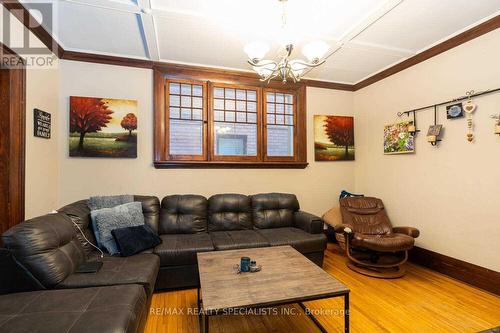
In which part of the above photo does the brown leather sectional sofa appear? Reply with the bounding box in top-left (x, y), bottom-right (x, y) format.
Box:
top-left (0, 193), bottom-right (326, 333)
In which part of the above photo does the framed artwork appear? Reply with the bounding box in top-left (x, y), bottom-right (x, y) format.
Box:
top-left (314, 115), bottom-right (354, 161)
top-left (69, 96), bottom-right (138, 158)
top-left (384, 121), bottom-right (415, 154)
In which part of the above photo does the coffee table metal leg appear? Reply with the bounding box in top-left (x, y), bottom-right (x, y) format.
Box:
top-left (344, 293), bottom-right (350, 333)
top-left (298, 302), bottom-right (328, 333)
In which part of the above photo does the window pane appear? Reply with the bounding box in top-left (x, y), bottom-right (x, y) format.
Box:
top-left (247, 102), bottom-right (257, 112)
top-left (169, 83), bottom-right (180, 95)
top-left (193, 85), bottom-right (203, 96)
top-left (181, 96), bottom-right (191, 107)
top-left (247, 90), bottom-right (257, 101)
top-left (192, 109), bottom-right (203, 120)
top-left (266, 103), bottom-right (275, 113)
top-left (225, 99), bottom-right (235, 110)
top-left (267, 125), bottom-right (293, 156)
top-left (285, 115), bottom-right (293, 125)
top-left (214, 99), bottom-right (224, 110)
top-left (214, 87), bottom-right (224, 98)
top-left (236, 100), bottom-right (246, 111)
top-left (181, 84), bottom-right (191, 95)
top-left (170, 107), bottom-right (180, 119)
top-left (275, 93), bottom-right (284, 103)
top-left (170, 95), bottom-right (180, 106)
top-left (214, 122), bottom-right (257, 156)
top-left (236, 112), bottom-right (246, 123)
top-left (225, 88), bottom-right (236, 99)
top-left (181, 108), bottom-right (191, 119)
top-left (285, 104), bottom-right (293, 114)
top-left (276, 104), bottom-right (284, 114)
top-left (276, 114), bottom-right (285, 124)
top-left (267, 114), bottom-right (275, 124)
top-left (236, 89), bottom-right (246, 100)
top-left (225, 111), bottom-right (235, 122)
top-left (285, 94), bottom-right (293, 104)
top-left (247, 113), bottom-right (257, 123)
top-left (266, 92), bottom-right (275, 102)
top-left (193, 97), bottom-right (203, 108)
top-left (214, 110), bottom-right (224, 121)
top-left (169, 119), bottom-right (203, 155)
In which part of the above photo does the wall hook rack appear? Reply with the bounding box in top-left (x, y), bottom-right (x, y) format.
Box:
top-left (397, 87), bottom-right (500, 118)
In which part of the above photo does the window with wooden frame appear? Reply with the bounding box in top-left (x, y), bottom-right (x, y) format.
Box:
top-left (154, 65), bottom-right (307, 168)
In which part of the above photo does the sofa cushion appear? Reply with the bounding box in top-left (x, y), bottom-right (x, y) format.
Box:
top-left (257, 227), bottom-right (327, 254)
top-left (208, 194), bottom-right (252, 231)
top-left (154, 233), bottom-right (214, 266)
top-left (56, 253), bottom-right (159, 296)
top-left (251, 193), bottom-right (300, 229)
top-left (135, 195), bottom-right (161, 234)
top-left (0, 285), bottom-right (146, 333)
top-left (88, 194), bottom-right (134, 211)
top-left (352, 233), bottom-right (415, 252)
top-left (159, 195), bottom-right (208, 234)
top-left (112, 225), bottom-right (162, 257)
top-left (1, 213), bottom-right (85, 288)
top-left (91, 202), bottom-right (145, 255)
top-left (210, 230), bottom-right (269, 251)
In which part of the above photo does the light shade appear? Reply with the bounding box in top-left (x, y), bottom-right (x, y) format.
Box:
top-left (302, 41), bottom-right (329, 62)
top-left (244, 42), bottom-right (270, 61)
top-left (289, 60), bottom-right (308, 77)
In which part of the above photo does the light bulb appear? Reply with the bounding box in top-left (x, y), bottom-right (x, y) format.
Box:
top-left (244, 42), bottom-right (269, 62)
top-left (302, 41), bottom-right (329, 63)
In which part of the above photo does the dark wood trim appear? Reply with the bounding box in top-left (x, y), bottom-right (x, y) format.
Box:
top-left (154, 161), bottom-right (308, 169)
top-left (354, 15), bottom-right (500, 90)
top-left (409, 246), bottom-right (500, 296)
top-left (0, 42), bottom-right (26, 236)
top-left (2, 0), bottom-right (64, 57)
top-left (301, 79), bottom-right (354, 91)
top-left (62, 51), bottom-right (153, 69)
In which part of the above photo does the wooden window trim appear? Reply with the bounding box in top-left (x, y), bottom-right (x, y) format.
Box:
top-left (154, 64), bottom-right (308, 169)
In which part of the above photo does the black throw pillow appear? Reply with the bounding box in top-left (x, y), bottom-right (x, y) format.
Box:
top-left (111, 225), bottom-right (161, 257)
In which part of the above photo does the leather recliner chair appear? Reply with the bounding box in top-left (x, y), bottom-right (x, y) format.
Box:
top-left (334, 197), bottom-right (419, 278)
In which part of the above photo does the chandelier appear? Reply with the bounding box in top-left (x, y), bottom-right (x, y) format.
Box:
top-left (244, 0), bottom-right (330, 83)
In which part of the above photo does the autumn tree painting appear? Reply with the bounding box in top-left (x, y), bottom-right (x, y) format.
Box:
top-left (121, 113), bottom-right (137, 140)
top-left (70, 97), bottom-right (113, 152)
top-left (314, 115), bottom-right (355, 161)
top-left (69, 96), bottom-right (138, 158)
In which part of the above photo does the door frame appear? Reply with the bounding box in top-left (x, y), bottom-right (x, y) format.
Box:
top-left (0, 42), bottom-right (26, 235)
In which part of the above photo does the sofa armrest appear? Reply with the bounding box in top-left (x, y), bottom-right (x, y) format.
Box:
top-left (393, 226), bottom-right (420, 238)
top-left (294, 211), bottom-right (324, 234)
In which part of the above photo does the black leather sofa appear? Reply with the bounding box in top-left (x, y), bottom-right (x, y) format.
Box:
top-left (0, 193), bottom-right (326, 333)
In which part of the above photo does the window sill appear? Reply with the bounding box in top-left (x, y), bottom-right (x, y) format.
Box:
top-left (153, 161), bottom-right (309, 169)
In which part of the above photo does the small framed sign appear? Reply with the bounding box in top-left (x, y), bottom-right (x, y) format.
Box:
top-left (34, 108), bottom-right (51, 139)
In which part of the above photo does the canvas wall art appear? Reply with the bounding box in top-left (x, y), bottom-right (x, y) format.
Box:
top-left (384, 121), bottom-right (415, 154)
top-left (314, 115), bottom-right (355, 161)
top-left (69, 96), bottom-right (138, 158)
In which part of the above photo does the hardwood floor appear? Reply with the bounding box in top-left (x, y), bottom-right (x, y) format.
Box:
top-left (145, 244), bottom-right (500, 332)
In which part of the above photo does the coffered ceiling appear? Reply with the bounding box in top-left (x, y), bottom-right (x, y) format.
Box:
top-left (19, 0), bottom-right (500, 84)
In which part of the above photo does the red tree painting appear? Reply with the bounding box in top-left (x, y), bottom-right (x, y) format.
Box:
top-left (121, 113), bottom-right (137, 139)
top-left (324, 116), bottom-right (354, 158)
top-left (70, 97), bottom-right (113, 151)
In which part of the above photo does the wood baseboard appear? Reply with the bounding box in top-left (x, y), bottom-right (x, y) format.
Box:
top-left (408, 246), bottom-right (500, 296)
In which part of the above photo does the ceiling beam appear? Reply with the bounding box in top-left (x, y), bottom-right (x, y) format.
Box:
top-left (137, 0), bottom-right (159, 61)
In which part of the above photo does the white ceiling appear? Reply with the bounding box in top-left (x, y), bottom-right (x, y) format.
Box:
top-left (20, 0), bottom-right (500, 84)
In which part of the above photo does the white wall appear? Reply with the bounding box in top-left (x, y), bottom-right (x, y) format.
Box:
top-left (354, 29), bottom-right (500, 271)
top-left (57, 60), bottom-right (355, 216)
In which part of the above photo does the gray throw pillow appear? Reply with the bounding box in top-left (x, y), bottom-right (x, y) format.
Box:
top-left (88, 195), bottom-right (134, 246)
top-left (91, 202), bottom-right (145, 255)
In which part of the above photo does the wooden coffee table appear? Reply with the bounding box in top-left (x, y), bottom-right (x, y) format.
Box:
top-left (197, 245), bottom-right (350, 333)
